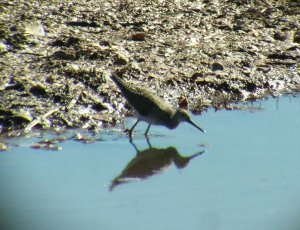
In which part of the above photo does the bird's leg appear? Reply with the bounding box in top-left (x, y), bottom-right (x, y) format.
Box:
top-left (145, 136), bottom-right (152, 148)
top-left (144, 124), bottom-right (151, 136)
top-left (129, 119), bottom-right (140, 138)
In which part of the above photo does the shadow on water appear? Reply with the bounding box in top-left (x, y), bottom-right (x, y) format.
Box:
top-left (110, 137), bottom-right (205, 191)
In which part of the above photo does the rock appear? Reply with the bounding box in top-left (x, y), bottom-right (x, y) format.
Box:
top-left (113, 53), bottom-right (128, 65)
top-left (274, 31), bottom-right (289, 41)
top-left (131, 33), bottom-right (146, 41)
top-left (211, 63), bottom-right (224, 71)
top-left (29, 85), bottom-right (47, 98)
top-left (0, 143), bottom-right (8, 151)
top-left (24, 20), bottom-right (45, 36)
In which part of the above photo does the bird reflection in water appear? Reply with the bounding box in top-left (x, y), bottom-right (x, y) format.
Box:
top-left (110, 138), bottom-right (205, 191)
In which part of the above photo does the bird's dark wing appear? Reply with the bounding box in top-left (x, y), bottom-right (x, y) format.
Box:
top-left (123, 86), bottom-right (168, 116)
top-left (111, 74), bottom-right (173, 117)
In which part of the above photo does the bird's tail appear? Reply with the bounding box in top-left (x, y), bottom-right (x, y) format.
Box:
top-left (111, 73), bottom-right (124, 88)
top-left (111, 73), bottom-right (132, 94)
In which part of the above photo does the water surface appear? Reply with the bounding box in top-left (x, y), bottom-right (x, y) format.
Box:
top-left (1, 95), bottom-right (300, 230)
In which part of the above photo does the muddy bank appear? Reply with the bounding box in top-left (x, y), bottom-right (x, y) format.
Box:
top-left (0, 0), bottom-right (299, 136)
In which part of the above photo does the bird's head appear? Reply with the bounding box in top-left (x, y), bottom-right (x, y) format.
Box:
top-left (175, 109), bottom-right (206, 133)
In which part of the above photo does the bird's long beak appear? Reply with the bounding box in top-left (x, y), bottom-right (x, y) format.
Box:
top-left (187, 119), bottom-right (206, 133)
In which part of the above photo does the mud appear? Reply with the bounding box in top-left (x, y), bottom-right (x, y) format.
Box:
top-left (0, 0), bottom-right (299, 136)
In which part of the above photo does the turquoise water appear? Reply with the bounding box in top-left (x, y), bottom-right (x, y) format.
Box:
top-left (0, 95), bottom-right (300, 230)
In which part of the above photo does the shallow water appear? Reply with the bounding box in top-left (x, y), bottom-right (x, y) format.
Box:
top-left (1, 95), bottom-right (300, 230)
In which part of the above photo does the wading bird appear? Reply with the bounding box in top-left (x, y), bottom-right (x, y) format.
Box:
top-left (111, 74), bottom-right (206, 137)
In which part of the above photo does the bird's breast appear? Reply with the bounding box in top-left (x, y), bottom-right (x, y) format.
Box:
top-left (135, 110), bottom-right (179, 129)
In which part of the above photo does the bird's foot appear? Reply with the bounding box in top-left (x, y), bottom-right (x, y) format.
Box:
top-left (124, 128), bottom-right (134, 138)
